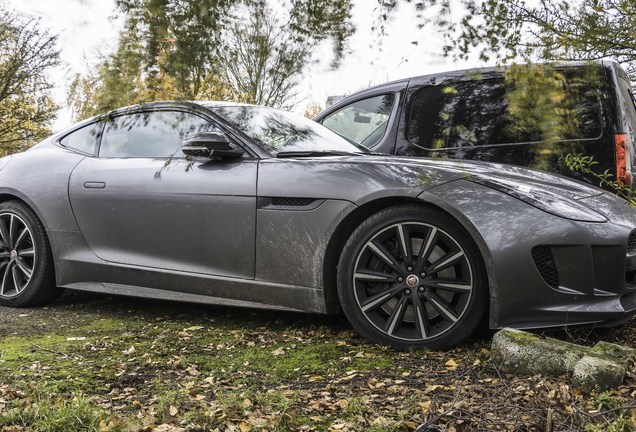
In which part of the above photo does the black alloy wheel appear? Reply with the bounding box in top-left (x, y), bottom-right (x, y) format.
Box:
top-left (338, 205), bottom-right (487, 350)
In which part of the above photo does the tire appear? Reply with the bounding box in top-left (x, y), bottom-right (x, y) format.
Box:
top-left (337, 204), bottom-right (488, 350)
top-left (0, 201), bottom-right (60, 307)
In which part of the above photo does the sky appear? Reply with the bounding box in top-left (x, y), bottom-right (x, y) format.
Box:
top-left (6, 0), bottom-right (484, 131)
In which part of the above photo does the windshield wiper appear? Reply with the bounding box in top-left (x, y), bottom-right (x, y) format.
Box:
top-left (276, 150), bottom-right (365, 158)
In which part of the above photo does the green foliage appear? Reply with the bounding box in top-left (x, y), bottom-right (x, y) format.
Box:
top-left (215, 3), bottom-right (309, 109)
top-left (442, 0), bottom-right (636, 80)
top-left (584, 391), bottom-right (634, 432)
top-left (0, 392), bottom-right (123, 431)
top-left (0, 7), bottom-right (59, 155)
top-left (565, 153), bottom-right (636, 205)
top-left (68, 0), bottom-right (355, 120)
top-left (376, 1), bottom-right (636, 82)
top-left (503, 63), bottom-right (592, 170)
top-left (503, 64), bottom-right (578, 144)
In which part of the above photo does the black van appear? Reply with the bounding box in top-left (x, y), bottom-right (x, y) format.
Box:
top-left (315, 61), bottom-right (636, 193)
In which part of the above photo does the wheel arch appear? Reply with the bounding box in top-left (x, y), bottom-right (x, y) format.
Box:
top-left (322, 195), bottom-right (496, 321)
top-left (0, 190), bottom-right (48, 229)
top-left (0, 191), bottom-right (59, 278)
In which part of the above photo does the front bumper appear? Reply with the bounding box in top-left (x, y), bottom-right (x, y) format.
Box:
top-left (422, 180), bottom-right (636, 329)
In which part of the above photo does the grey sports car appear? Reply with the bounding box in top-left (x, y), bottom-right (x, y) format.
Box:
top-left (1, 101), bottom-right (636, 350)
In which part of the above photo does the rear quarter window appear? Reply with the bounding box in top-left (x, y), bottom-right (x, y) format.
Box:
top-left (60, 122), bottom-right (102, 155)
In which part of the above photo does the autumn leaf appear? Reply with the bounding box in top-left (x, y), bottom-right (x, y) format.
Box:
top-left (445, 359), bottom-right (458, 371)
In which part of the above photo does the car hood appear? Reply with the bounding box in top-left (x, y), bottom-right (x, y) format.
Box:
top-left (329, 155), bottom-right (605, 200)
top-left (401, 157), bottom-right (606, 200)
top-left (258, 154), bottom-right (608, 207)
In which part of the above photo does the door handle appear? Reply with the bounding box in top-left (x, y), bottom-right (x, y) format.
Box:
top-left (84, 182), bottom-right (106, 189)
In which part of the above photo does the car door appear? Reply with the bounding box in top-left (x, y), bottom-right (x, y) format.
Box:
top-left (68, 109), bottom-right (257, 279)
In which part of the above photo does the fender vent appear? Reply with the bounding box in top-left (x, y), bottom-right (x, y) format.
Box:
top-left (271, 198), bottom-right (316, 207)
top-left (628, 230), bottom-right (636, 251)
top-left (532, 246), bottom-right (559, 289)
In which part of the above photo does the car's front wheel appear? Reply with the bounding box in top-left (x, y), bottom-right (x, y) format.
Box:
top-left (0, 201), bottom-right (60, 307)
top-left (337, 205), bottom-right (487, 350)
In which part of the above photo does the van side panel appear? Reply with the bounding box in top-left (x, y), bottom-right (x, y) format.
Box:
top-left (395, 64), bottom-right (619, 189)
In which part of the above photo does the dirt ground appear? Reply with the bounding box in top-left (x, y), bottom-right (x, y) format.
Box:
top-left (0, 290), bottom-right (635, 431)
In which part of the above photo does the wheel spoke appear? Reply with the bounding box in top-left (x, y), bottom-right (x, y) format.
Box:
top-left (13, 227), bottom-right (29, 250)
top-left (354, 270), bottom-right (395, 283)
top-left (8, 215), bottom-right (15, 245)
top-left (0, 217), bottom-right (11, 249)
top-left (427, 250), bottom-right (465, 274)
top-left (367, 241), bottom-right (403, 273)
top-left (424, 279), bottom-right (472, 293)
top-left (414, 299), bottom-right (430, 339)
top-left (0, 251), bottom-right (9, 259)
top-left (360, 285), bottom-right (403, 312)
top-left (425, 291), bottom-right (459, 323)
top-left (385, 295), bottom-right (409, 336)
top-left (11, 265), bottom-right (23, 293)
top-left (417, 227), bottom-right (438, 267)
top-left (18, 247), bottom-right (34, 257)
top-left (15, 258), bottom-right (32, 278)
top-left (395, 224), bottom-right (412, 263)
top-left (0, 262), bottom-right (8, 295)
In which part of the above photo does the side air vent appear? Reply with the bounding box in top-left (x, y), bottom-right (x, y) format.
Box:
top-left (532, 246), bottom-right (559, 289)
top-left (271, 197), bottom-right (316, 207)
top-left (259, 197), bottom-right (324, 211)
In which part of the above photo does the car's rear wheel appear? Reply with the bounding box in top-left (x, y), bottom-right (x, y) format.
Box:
top-left (337, 205), bottom-right (487, 350)
top-left (0, 201), bottom-right (59, 307)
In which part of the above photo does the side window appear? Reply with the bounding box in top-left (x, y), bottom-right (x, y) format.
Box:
top-left (321, 94), bottom-right (395, 148)
top-left (409, 74), bottom-right (602, 149)
top-left (408, 80), bottom-right (509, 149)
top-left (99, 111), bottom-right (219, 158)
top-left (60, 122), bottom-right (102, 155)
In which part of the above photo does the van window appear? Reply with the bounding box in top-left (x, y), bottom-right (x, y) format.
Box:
top-left (618, 78), bottom-right (636, 136)
top-left (408, 70), bottom-right (602, 149)
top-left (321, 94), bottom-right (395, 148)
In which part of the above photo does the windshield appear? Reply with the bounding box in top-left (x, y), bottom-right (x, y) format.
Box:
top-left (206, 104), bottom-right (366, 155)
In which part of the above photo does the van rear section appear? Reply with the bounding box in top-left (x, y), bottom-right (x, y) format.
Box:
top-left (611, 63), bottom-right (636, 191)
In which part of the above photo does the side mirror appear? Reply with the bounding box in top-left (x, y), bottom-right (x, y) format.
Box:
top-left (182, 132), bottom-right (244, 159)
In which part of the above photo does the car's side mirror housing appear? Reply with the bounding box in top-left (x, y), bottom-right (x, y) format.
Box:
top-left (182, 132), bottom-right (244, 159)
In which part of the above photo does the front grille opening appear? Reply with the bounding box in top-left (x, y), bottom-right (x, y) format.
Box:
top-left (532, 246), bottom-right (560, 289)
top-left (271, 197), bottom-right (316, 207)
top-left (628, 230), bottom-right (636, 251)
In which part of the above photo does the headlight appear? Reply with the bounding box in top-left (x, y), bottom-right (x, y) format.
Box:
top-left (470, 177), bottom-right (607, 223)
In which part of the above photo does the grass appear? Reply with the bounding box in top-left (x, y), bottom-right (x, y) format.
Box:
top-left (0, 290), bottom-right (634, 431)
